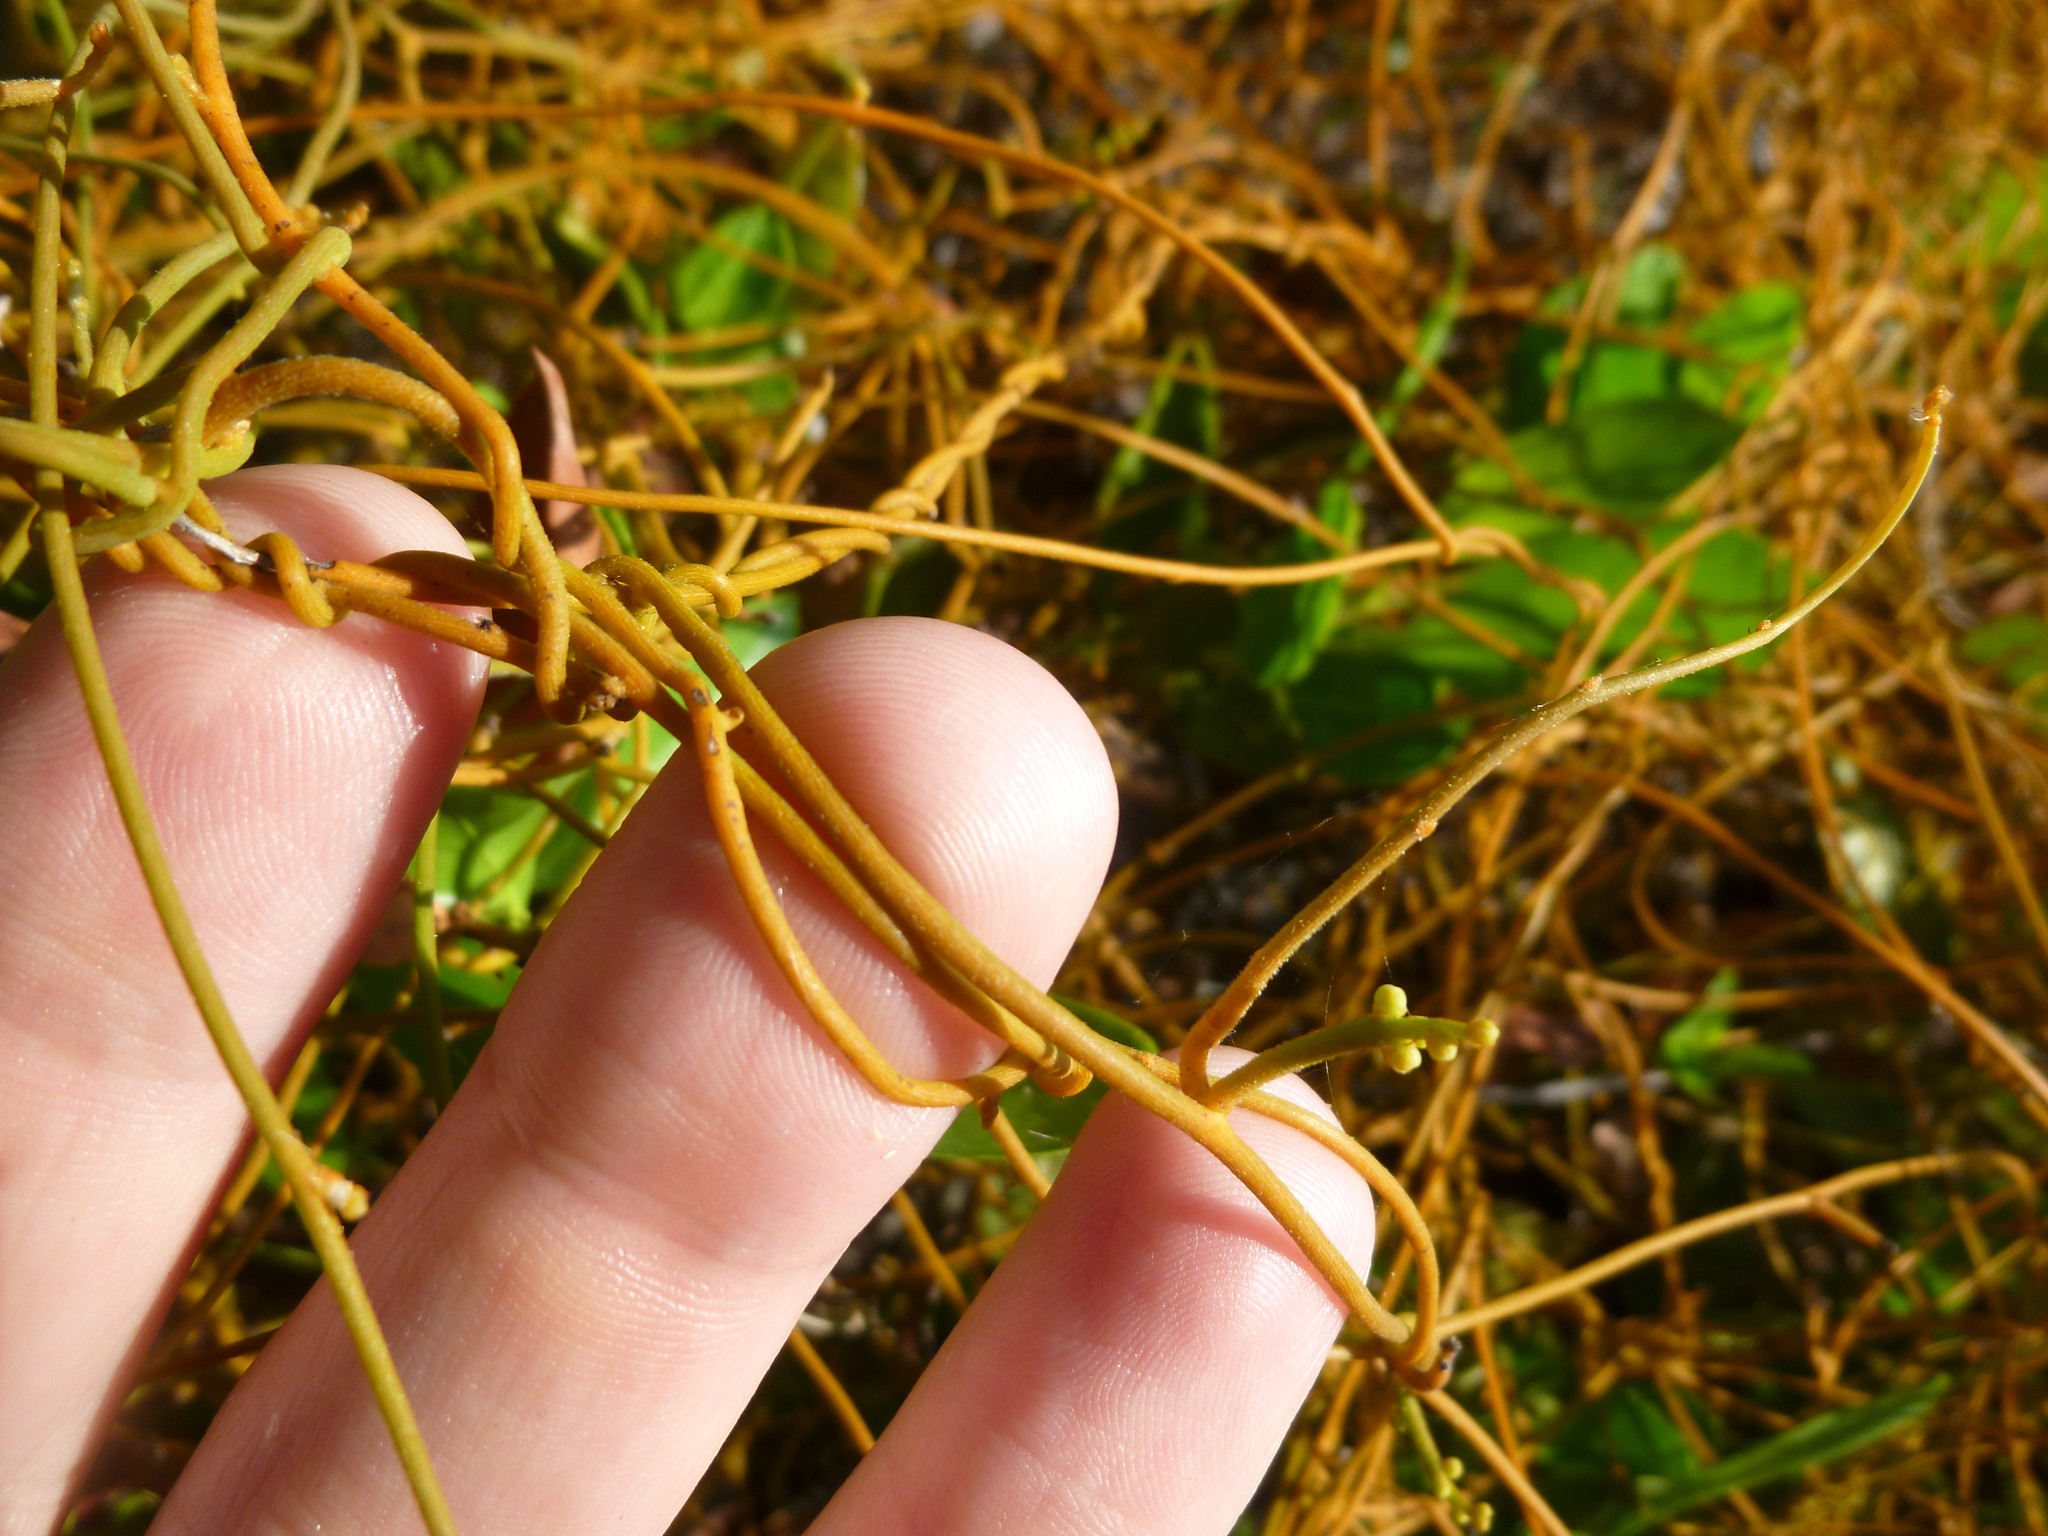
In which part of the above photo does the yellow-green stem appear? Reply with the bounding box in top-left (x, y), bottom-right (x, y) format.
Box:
top-left (106, 0), bottom-right (268, 249)
top-left (284, 0), bottom-right (359, 205)
top-left (85, 227), bottom-right (242, 397)
top-left (414, 811), bottom-right (452, 1108)
top-left (1212, 1013), bottom-right (1490, 1106)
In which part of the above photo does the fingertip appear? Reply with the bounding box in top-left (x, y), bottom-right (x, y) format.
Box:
top-left (746, 617), bottom-right (1119, 988)
top-left (811, 1049), bottom-right (1376, 1536)
top-left (1077, 1047), bottom-right (1376, 1314)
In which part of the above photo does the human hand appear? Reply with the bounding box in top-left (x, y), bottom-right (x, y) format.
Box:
top-left (0, 465), bottom-right (1373, 1536)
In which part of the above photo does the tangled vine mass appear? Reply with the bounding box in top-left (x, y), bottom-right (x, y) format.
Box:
top-left (6, 0), bottom-right (2048, 1532)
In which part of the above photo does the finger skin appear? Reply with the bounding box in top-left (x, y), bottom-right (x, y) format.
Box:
top-left (155, 617), bottom-right (1120, 1536)
top-left (0, 468), bottom-right (483, 1533)
top-left (813, 1050), bottom-right (1373, 1536)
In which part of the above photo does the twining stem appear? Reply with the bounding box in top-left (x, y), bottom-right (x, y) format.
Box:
top-left (457, 544), bottom-right (1435, 1371)
top-left (301, 89), bottom-right (1464, 554)
top-left (1422, 1388), bottom-right (1571, 1536)
top-left (102, 379), bottom-right (1936, 1391)
top-left (284, 0), bottom-right (359, 205)
top-left (414, 812), bottom-right (452, 1108)
top-left (0, 419), bottom-right (157, 504)
top-left (1438, 1149), bottom-right (2028, 1336)
top-left (1212, 1009), bottom-right (1498, 1106)
top-left (1178, 389), bottom-right (1949, 1100)
top-left (104, 0), bottom-right (574, 717)
top-left (84, 228), bottom-right (242, 397)
top-left (50, 0), bottom-right (1944, 1394)
top-left (890, 1188), bottom-right (970, 1311)
top-left (106, 0), bottom-right (267, 248)
top-left (785, 1328), bottom-right (875, 1454)
top-left (676, 653), bottom-right (1024, 1108)
top-left (364, 464), bottom-right (1517, 588)
top-left (72, 226), bottom-right (353, 550)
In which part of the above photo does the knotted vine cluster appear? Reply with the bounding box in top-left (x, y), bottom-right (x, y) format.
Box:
top-left (3, 6), bottom-right (1945, 1534)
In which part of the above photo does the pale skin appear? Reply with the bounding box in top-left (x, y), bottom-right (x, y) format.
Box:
top-left (0, 465), bottom-right (1374, 1536)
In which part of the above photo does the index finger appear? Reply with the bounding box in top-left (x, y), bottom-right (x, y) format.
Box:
top-left (0, 467), bottom-right (484, 1529)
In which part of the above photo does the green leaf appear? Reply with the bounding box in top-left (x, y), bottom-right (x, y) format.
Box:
top-left (552, 204), bottom-right (662, 335)
top-left (1164, 661), bottom-right (1301, 778)
top-left (1097, 336), bottom-right (1220, 522)
top-left (1647, 527), bottom-right (1785, 694)
top-left (1447, 556), bottom-right (1578, 656)
top-left (437, 963), bottom-right (517, 1009)
top-left (1659, 969), bottom-right (1808, 1101)
top-left (1056, 994), bottom-right (1157, 1052)
top-left (930, 997), bottom-right (1158, 1162)
top-left (1962, 162), bottom-right (2048, 269)
top-left (1685, 527), bottom-right (1779, 611)
top-left (386, 959), bottom-right (508, 1097)
top-left (1606, 1386), bottom-right (1705, 1483)
top-left (1502, 246), bottom-right (1683, 426)
top-left (784, 121), bottom-right (865, 275)
top-left (1711, 1042), bottom-right (1814, 1080)
top-left (552, 203), bottom-right (610, 263)
top-left (722, 590), bottom-right (800, 670)
top-left (1962, 612), bottom-right (2048, 687)
top-left (95, 1490), bottom-right (162, 1535)
top-left (1575, 340), bottom-right (1681, 411)
top-left (1290, 652), bottom-right (1453, 787)
top-left (1373, 247), bottom-right (1469, 436)
top-left (1659, 968), bottom-right (1737, 1100)
top-left (1502, 258), bottom-right (1797, 436)
top-left (1575, 398), bottom-right (1743, 510)
top-left (1441, 452), bottom-right (1556, 529)
top-left (526, 769), bottom-right (600, 894)
top-left (1688, 282), bottom-right (1803, 363)
top-left (928, 1119), bottom-right (996, 1165)
top-left (671, 202), bottom-right (798, 333)
top-left (469, 379), bottom-right (512, 415)
top-left (1499, 411), bottom-right (1736, 520)
top-left (1679, 283), bottom-right (1802, 419)
top-left (436, 786), bottom-right (551, 924)
top-left (2021, 312), bottom-right (2048, 400)
top-left (1615, 244), bottom-right (1685, 327)
top-left (387, 133), bottom-right (464, 200)
top-left (647, 109), bottom-right (728, 152)
top-left (1544, 1383), bottom-right (1703, 1491)
top-left (1533, 526), bottom-right (1642, 597)
top-left (1381, 615), bottom-right (1528, 703)
top-left (0, 544), bottom-right (52, 622)
top-left (871, 538), bottom-right (957, 618)
top-left (1604, 1377), bottom-right (1950, 1536)
top-left (1236, 479), bottom-right (1361, 687)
